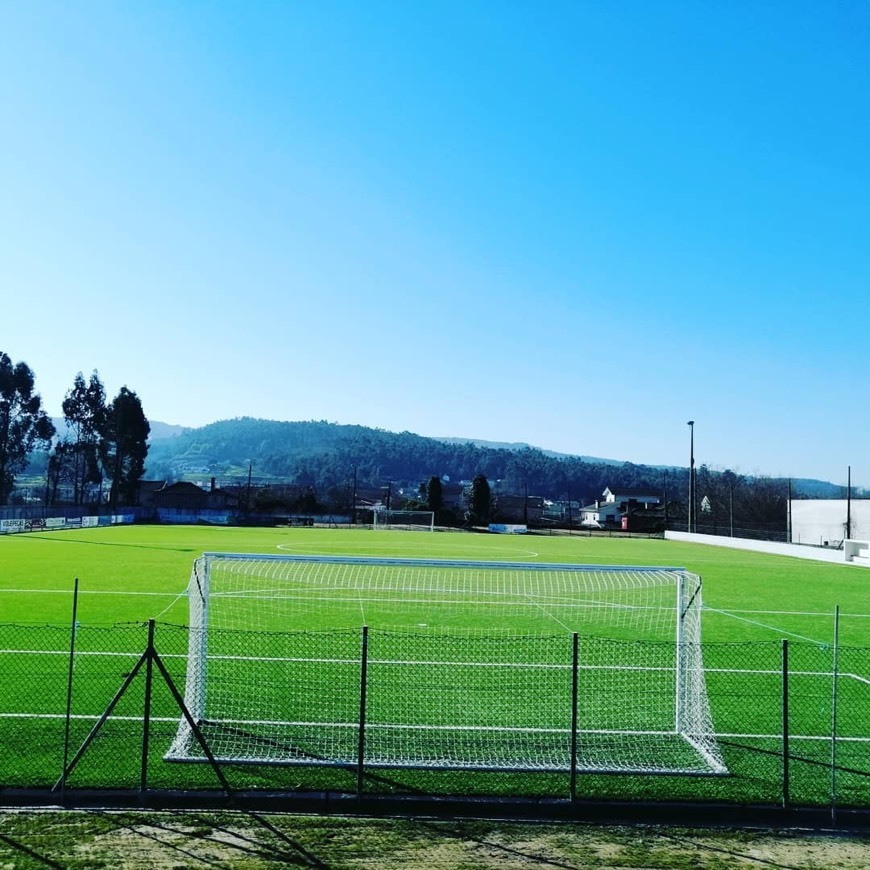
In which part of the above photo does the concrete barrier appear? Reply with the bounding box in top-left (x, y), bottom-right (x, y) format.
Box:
top-left (664, 531), bottom-right (864, 565)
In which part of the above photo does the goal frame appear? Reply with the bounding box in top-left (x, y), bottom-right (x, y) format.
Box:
top-left (372, 509), bottom-right (435, 531)
top-left (168, 553), bottom-right (725, 776)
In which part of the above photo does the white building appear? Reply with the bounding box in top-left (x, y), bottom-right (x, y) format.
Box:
top-left (789, 499), bottom-right (870, 547)
top-left (580, 487), bottom-right (662, 528)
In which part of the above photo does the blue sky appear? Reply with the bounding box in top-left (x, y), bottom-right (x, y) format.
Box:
top-left (2, 1), bottom-right (868, 485)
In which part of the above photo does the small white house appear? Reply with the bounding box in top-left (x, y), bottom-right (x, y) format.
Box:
top-left (581, 487), bottom-right (663, 528)
top-left (602, 487), bottom-right (661, 508)
top-left (580, 500), bottom-right (622, 527)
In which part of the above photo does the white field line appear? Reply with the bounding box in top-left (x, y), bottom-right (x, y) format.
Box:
top-left (708, 667), bottom-right (870, 683)
top-left (717, 732), bottom-right (870, 743)
top-left (211, 590), bottom-right (672, 611)
top-left (0, 648), bottom-right (185, 659)
top-left (1, 710), bottom-right (866, 744)
top-left (0, 647), bottom-right (671, 671)
top-left (0, 589), bottom-right (179, 596)
top-left (177, 655), bottom-right (676, 672)
top-left (706, 607), bottom-right (870, 618)
top-left (3, 647), bottom-right (866, 684)
top-left (0, 713), bottom-right (178, 723)
top-left (703, 607), bottom-right (826, 643)
top-left (274, 542), bottom-right (542, 559)
top-left (522, 593), bottom-right (574, 632)
top-left (3, 711), bottom-right (867, 744)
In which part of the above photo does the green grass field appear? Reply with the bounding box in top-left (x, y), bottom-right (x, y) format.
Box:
top-left (2, 524), bottom-right (869, 640)
top-left (1, 524), bottom-right (868, 808)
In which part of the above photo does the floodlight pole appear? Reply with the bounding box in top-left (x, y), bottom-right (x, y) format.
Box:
top-left (687, 421), bottom-right (695, 534)
top-left (351, 465), bottom-right (358, 525)
top-left (846, 466), bottom-right (851, 541)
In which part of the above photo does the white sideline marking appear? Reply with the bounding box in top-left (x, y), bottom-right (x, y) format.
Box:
top-left (0, 713), bottom-right (177, 722)
top-left (706, 607), bottom-right (870, 618)
top-left (0, 648), bottom-right (185, 659)
top-left (704, 607), bottom-right (825, 644)
top-left (0, 589), bottom-right (179, 596)
top-left (275, 542), bottom-right (542, 558)
top-left (708, 667), bottom-right (870, 684)
top-left (186, 654), bottom-right (674, 673)
top-left (3, 713), bottom-right (866, 745)
top-left (717, 732), bottom-right (870, 744)
top-left (6, 647), bottom-right (863, 685)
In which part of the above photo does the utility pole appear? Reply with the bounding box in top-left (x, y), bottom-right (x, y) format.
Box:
top-left (846, 466), bottom-right (852, 541)
top-left (687, 421), bottom-right (695, 534)
top-left (351, 465), bottom-right (357, 525)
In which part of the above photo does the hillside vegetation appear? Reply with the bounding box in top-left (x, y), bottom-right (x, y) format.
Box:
top-left (143, 417), bottom-right (843, 506)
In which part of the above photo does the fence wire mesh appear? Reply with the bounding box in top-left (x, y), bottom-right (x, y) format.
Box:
top-left (0, 622), bottom-right (867, 807)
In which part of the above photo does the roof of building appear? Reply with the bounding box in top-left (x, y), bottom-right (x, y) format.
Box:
top-left (603, 487), bottom-right (662, 498)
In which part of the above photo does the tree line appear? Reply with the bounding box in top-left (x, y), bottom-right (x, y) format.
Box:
top-left (149, 419), bottom-right (810, 536)
top-left (0, 351), bottom-right (150, 507)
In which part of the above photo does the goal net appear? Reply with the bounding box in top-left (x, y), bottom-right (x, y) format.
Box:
top-left (166, 554), bottom-right (725, 776)
top-left (373, 510), bottom-right (435, 531)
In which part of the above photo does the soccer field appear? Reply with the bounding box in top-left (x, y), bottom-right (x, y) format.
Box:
top-left (2, 524), bottom-right (868, 641)
top-left (0, 524), bottom-right (868, 809)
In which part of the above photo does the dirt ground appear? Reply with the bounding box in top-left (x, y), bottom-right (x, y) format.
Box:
top-left (1, 810), bottom-right (870, 868)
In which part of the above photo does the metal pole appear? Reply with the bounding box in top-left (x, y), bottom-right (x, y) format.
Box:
top-left (61, 578), bottom-right (80, 802)
top-left (730, 479), bottom-right (734, 538)
top-left (831, 606), bottom-right (840, 825)
top-left (351, 465), bottom-right (357, 525)
top-left (687, 421), bottom-right (695, 533)
top-left (846, 467), bottom-right (851, 541)
top-left (663, 471), bottom-right (669, 530)
top-left (781, 638), bottom-right (789, 808)
top-left (567, 484), bottom-right (572, 533)
top-left (140, 620), bottom-right (156, 798)
top-left (570, 633), bottom-right (579, 801)
top-left (357, 625), bottom-right (369, 797)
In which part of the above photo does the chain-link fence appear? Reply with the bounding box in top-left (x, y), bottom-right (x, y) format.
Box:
top-left (0, 620), bottom-right (867, 810)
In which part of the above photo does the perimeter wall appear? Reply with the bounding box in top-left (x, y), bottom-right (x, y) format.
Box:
top-left (664, 530), bottom-right (864, 564)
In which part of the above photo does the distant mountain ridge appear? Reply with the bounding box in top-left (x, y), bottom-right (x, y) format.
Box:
top-left (52, 418), bottom-right (187, 442)
top-left (141, 416), bottom-right (853, 500)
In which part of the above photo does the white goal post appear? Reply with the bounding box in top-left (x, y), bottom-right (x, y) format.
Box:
top-left (167, 554), bottom-right (726, 776)
top-left (373, 509), bottom-right (435, 531)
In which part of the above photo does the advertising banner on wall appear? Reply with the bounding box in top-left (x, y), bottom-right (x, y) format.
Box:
top-left (488, 523), bottom-right (528, 534)
top-left (0, 519), bottom-right (27, 534)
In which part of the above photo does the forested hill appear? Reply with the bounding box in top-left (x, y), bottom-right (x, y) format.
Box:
top-left (144, 417), bottom-right (843, 502)
top-left (145, 417), bottom-right (668, 501)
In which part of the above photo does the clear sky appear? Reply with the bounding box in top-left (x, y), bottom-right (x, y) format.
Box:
top-left (2, 1), bottom-right (868, 486)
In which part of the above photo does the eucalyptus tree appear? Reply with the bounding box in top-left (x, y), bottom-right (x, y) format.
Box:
top-left (0, 352), bottom-right (55, 505)
top-left (61, 370), bottom-right (107, 504)
top-left (104, 387), bottom-right (150, 508)
top-left (425, 475), bottom-right (443, 515)
top-left (466, 473), bottom-right (492, 526)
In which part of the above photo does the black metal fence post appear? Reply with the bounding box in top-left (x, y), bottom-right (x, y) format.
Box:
top-left (570, 632), bottom-right (579, 802)
top-left (781, 638), bottom-right (789, 808)
top-left (61, 578), bottom-right (80, 804)
top-left (357, 625), bottom-right (369, 798)
top-left (139, 620), bottom-right (156, 800)
top-left (831, 605), bottom-right (840, 825)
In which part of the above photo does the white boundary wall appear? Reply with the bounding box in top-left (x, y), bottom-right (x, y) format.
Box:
top-left (664, 531), bottom-right (860, 565)
top-left (789, 499), bottom-right (870, 546)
